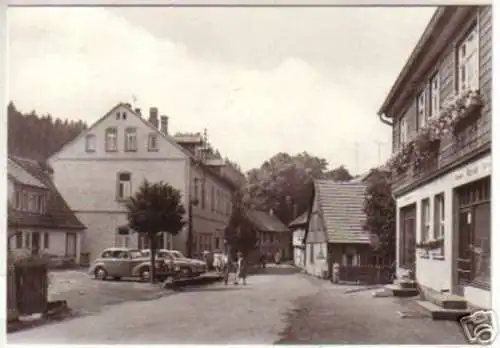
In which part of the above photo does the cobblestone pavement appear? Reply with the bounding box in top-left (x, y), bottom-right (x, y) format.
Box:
top-left (10, 266), bottom-right (469, 344)
top-left (277, 276), bottom-right (468, 345)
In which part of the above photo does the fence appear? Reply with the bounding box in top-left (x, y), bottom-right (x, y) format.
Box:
top-left (7, 261), bottom-right (49, 322)
top-left (338, 265), bottom-right (393, 285)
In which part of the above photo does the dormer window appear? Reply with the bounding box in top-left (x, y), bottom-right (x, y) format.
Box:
top-left (85, 134), bottom-right (96, 152)
top-left (124, 128), bottom-right (137, 152)
top-left (148, 133), bottom-right (159, 151)
top-left (105, 127), bottom-right (118, 152)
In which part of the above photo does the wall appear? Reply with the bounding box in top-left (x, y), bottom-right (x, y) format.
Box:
top-left (305, 242), bottom-right (328, 277)
top-left (190, 164), bottom-right (234, 255)
top-left (396, 153), bottom-right (491, 306)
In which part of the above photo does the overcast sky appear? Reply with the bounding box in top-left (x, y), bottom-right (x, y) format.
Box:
top-left (8, 6), bottom-right (436, 174)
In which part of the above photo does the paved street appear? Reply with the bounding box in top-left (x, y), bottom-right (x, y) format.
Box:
top-left (9, 265), bottom-right (468, 344)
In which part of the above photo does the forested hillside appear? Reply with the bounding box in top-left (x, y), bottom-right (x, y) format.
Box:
top-left (7, 102), bottom-right (87, 160)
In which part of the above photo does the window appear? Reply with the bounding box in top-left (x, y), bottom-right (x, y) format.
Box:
top-left (211, 186), bottom-right (215, 212)
top-left (417, 90), bottom-right (427, 129)
top-left (15, 190), bottom-right (21, 209)
top-left (434, 194), bottom-right (445, 240)
top-left (309, 243), bottom-right (314, 264)
top-left (27, 193), bottom-right (36, 212)
top-left (24, 231), bottom-right (31, 249)
top-left (457, 25), bottom-right (479, 93)
top-left (399, 117), bottom-right (408, 147)
top-left (124, 128), bottom-right (137, 152)
top-left (15, 232), bottom-right (23, 249)
top-left (115, 112), bottom-right (121, 120)
top-left (193, 178), bottom-right (200, 202)
top-left (201, 180), bottom-right (206, 209)
top-left (85, 134), bottom-right (96, 152)
top-left (66, 232), bottom-right (77, 257)
top-left (117, 172), bottom-right (132, 200)
top-left (105, 127), bottom-right (118, 152)
top-left (429, 73), bottom-right (440, 118)
top-left (421, 199), bottom-right (431, 242)
top-left (43, 232), bottom-right (50, 249)
top-left (148, 133), bottom-right (159, 151)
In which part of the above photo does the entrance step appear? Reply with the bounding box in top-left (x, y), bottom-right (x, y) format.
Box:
top-left (415, 300), bottom-right (471, 320)
top-left (428, 292), bottom-right (468, 310)
top-left (384, 284), bottom-right (419, 297)
top-left (394, 279), bottom-right (417, 289)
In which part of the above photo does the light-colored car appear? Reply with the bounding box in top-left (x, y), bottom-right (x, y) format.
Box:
top-left (88, 247), bottom-right (174, 282)
top-left (142, 249), bottom-right (207, 277)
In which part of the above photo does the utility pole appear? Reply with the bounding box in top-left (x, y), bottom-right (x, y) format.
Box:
top-left (374, 141), bottom-right (384, 166)
top-left (354, 142), bottom-right (360, 174)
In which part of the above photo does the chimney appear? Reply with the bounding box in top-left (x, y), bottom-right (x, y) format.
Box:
top-left (160, 115), bottom-right (169, 135)
top-left (149, 107), bottom-right (159, 128)
top-left (134, 108), bottom-right (141, 116)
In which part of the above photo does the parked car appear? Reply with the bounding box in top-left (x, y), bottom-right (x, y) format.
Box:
top-left (141, 249), bottom-right (207, 278)
top-left (88, 247), bottom-right (175, 282)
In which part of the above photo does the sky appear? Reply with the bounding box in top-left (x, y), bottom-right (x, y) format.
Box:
top-left (7, 6), bottom-right (436, 175)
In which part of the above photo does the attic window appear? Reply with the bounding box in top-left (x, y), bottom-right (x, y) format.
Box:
top-left (122, 112), bottom-right (127, 120)
top-left (148, 133), bottom-right (159, 151)
top-left (85, 134), bottom-right (96, 152)
top-left (116, 112), bottom-right (120, 120)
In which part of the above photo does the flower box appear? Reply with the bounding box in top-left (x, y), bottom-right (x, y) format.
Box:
top-left (415, 238), bottom-right (444, 251)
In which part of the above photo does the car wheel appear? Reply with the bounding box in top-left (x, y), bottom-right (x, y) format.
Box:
top-left (94, 267), bottom-right (108, 280)
top-left (140, 267), bottom-right (151, 282)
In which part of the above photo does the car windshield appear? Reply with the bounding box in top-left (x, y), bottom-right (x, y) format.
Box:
top-left (171, 251), bottom-right (183, 258)
top-left (129, 250), bottom-right (143, 259)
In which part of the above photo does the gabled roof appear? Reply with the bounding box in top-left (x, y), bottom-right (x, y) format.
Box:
top-left (314, 180), bottom-right (370, 244)
top-left (244, 209), bottom-right (289, 233)
top-left (288, 212), bottom-right (308, 229)
top-left (8, 159), bottom-right (47, 189)
top-left (8, 156), bottom-right (86, 230)
top-left (49, 102), bottom-right (193, 162)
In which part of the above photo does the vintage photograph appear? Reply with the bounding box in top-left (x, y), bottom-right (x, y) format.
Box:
top-left (5, 3), bottom-right (493, 345)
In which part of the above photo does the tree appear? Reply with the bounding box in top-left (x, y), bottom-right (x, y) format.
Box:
top-left (362, 169), bottom-right (396, 265)
top-left (125, 180), bottom-right (186, 283)
top-left (244, 152), bottom-right (329, 224)
top-left (224, 191), bottom-right (257, 258)
top-left (325, 165), bottom-right (353, 182)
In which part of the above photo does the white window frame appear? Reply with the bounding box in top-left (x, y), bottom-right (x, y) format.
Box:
top-left (85, 134), bottom-right (96, 152)
top-left (124, 128), bottom-right (137, 152)
top-left (105, 128), bottom-right (118, 152)
top-left (430, 73), bottom-right (441, 118)
top-left (399, 117), bottom-right (408, 147)
top-left (417, 90), bottom-right (427, 129)
top-left (457, 25), bottom-right (479, 93)
top-left (117, 172), bottom-right (132, 201)
top-left (421, 199), bottom-right (431, 242)
top-left (434, 194), bottom-right (445, 240)
top-left (148, 133), bottom-right (159, 151)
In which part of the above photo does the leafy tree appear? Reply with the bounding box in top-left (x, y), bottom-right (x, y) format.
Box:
top-left (325, 165), bottom-right (353, 182)
top-left (244, 152), bottom-right (329, 224)
top-left (224, 191), bottom-right (257, 258)
top-left (362, 168), bottom-right (396, 265)
top-left (126, 180), bottom-right (186, 283)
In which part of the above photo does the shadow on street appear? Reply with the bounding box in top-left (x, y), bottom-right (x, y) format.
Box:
top-left (174, 286), bottom-right (247, 293)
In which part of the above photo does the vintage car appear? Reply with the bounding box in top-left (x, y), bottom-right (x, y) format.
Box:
top-left (142, 249), bottom-right (207, 278)
top-left (88, 247), bottom-right (176, 282)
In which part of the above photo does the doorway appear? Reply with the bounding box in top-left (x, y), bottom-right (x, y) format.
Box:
top-left (455, 177), bottom-right (491, 295)
top-left (399, 204), bottom-right (417, 272)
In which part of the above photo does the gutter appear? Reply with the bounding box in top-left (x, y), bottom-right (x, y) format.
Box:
top-left (378, 112), bottom-right (393, 126)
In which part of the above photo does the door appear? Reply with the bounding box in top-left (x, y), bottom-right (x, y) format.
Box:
top-left (399, 204), bottom-right (417, 272)
top-left (65, 233), bottom-right (77, 257)
top-left (456, 209), bottom-right (473, 295)
top-left (31, 232), bottom-right (40, 255)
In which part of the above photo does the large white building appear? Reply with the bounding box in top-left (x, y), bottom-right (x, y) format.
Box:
top-left (48, 103), bottom-right (245, 264)
top-left (378, 6), bottom-right (491, 310)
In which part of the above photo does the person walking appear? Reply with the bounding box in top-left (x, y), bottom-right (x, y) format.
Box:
top-left (234, 251), bottom-right (247, 285)
top-left (221, 250), bottom-right (231, 285)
